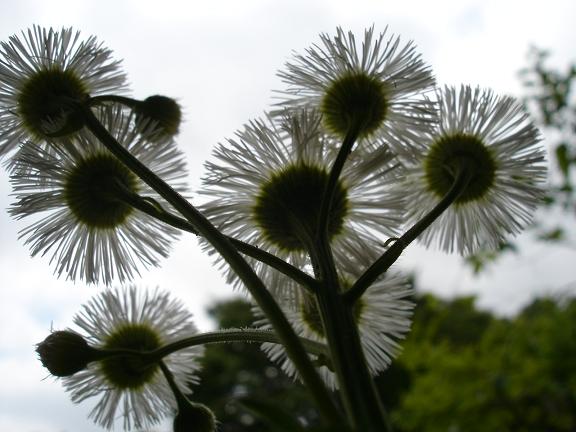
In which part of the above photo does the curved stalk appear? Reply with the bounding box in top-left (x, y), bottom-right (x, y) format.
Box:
top-left (149, 329), bottom-right (328, 362)
top-left (316, 127), bottom-right (359, 235)
top-left (344, 166), bottom-right (474, 305)
top-left (93, 329), bottom-right (328, 363)
top-left (158, 361), bottom-right (189, 407)
top-left (89, 94), bottom-right (141, 109)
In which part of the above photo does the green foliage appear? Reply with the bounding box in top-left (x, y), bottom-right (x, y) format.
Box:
top-left (392, 294), bottom-right (576, 432)
top-left (520, 47), bottom-right (576, 206)
top-left (196, 294), bottom-right (576, 431)
top-left (407, 294), bottom-right (493, 346)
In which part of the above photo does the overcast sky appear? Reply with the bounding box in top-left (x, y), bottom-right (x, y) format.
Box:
top-left (1, 0), bottom-right (575, 431)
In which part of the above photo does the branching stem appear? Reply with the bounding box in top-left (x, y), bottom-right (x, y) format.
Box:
top-left (113, 186), bottom-right (319, 293)
top-left (80, 104), bottom-right (341, 425)
top-left (309, 125), bottom-right (391, 431)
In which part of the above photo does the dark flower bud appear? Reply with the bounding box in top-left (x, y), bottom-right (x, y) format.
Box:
top-left (36, 330), bottom-right (101, 377)
top-left (135, 95), bottom-right (182, 140)
top-left (173, 401), bottom-right (216, 432)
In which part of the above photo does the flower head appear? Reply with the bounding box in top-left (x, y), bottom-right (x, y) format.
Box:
top-left (276, 26), bottom-right (436, 160)
top-left (62, 286), bottom-right (203, 430)
top-left (257, 262), bottom-right (414, 389)
top-left (0, 25), bottom-right (127, 160)
top-left (400, 85), bottom-right (547, 254)
top-left (199, 109), bottom-right (404, 296)
top-left (9, 105), bottom-right (188, 284)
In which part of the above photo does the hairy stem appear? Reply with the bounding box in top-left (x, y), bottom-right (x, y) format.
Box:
top-left (95, 329), bottom-right (328, 364)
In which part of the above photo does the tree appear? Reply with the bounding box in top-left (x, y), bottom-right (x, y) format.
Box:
top-left (391, 293), bottom-right (576, 432)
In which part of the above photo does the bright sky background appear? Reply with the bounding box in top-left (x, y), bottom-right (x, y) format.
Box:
top-left (0, 0), bottom-right (575, 431)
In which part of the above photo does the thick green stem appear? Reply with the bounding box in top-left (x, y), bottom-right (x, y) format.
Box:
top-left (345, 166), bottom-right (473, 305)
top-left (310, 236), bottom-right (391, 432)
top-left (80, 105), bottom-right (341, 425)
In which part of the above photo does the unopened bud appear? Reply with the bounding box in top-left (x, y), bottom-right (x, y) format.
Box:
top-left (173, 401), bottom-right (216, 432)
top-left (135, 95), bottom-right (182, 140)
top-left (36, 330), bottom-right (101, 377)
